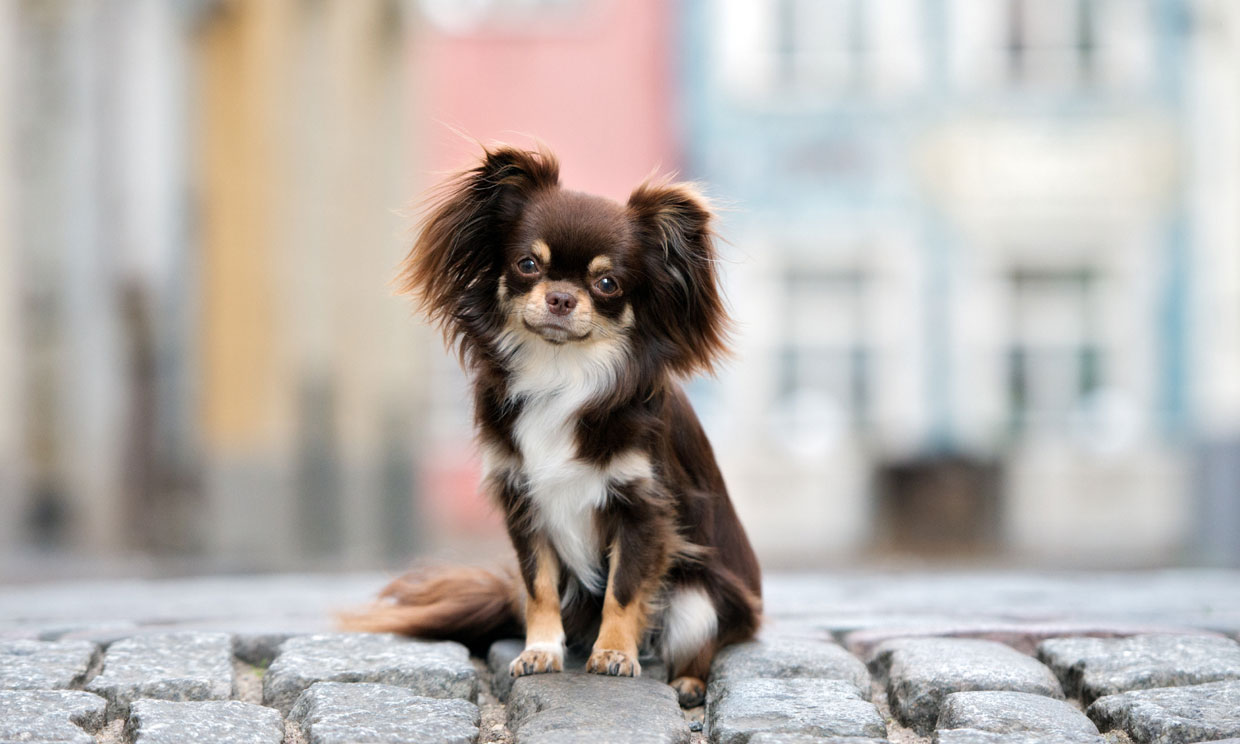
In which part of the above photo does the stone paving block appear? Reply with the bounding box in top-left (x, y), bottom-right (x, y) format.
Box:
top-left (84, 632), bottom-right (233, 718)
top-left (126, 699), bottom-right (284, 744)
top-left (1087, 679), bottom-right (1240, 744)
top-left (710, 639), bottom-right (871, 697)
top-left (706, 677), bottom-right (886, 744)
top-left (0, 639), bottom-right (99, 690)
top-left (0, 689), bottom-right (106, 744)
top-left (747, 734), bottom-right (890, 744)
top-left (933, 731), bottom-right (1104, 744)
top-left (486, 639), bottom-right (668, 704)
top-left (232, 631), bottom-right (297, 667)
top-left (35, 622), bottom-right (138, 644)
top-left (290, 682), bottom-right (479, 744)
top-left (486, 639), bottom-right (525, 702)
top-left (869, 638), bottom-right (1062, 735)
top-left (937, 690), bottom-right (1100, 736)
top-left (263, 633), bottom-right (477, 714)
top-left (1037, 634), bottom-right (1240, 703)
top-left (842, 623), bottom-right (1184, 658)
top-left (507, 667), bottom-right (689, 744)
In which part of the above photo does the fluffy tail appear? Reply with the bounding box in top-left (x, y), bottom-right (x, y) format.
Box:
top-left (339, 564), bottom-right (524, 654)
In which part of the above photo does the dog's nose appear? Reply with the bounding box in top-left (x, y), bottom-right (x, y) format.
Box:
top-left (545, 292), bottom-right (577, 316)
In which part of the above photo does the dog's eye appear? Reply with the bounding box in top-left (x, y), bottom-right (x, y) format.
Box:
top-left (516, 257), bottom-right (539, 275)
top-left (594, 276), bottom-right (620, 296)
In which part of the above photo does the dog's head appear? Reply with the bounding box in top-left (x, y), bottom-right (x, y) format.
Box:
top-left (402, 145), bottom-right (729, 377)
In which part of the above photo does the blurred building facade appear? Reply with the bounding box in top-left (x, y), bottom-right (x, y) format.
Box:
top-left (682, 0), bottom-right (1240, 565)
top-left (0, 0), bottom-right (1237, 576)
top-left (0, 0), bottom-right (424, 574)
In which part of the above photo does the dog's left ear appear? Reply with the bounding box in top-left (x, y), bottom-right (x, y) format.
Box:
top-left (628, 180), bottom-right (730, 376)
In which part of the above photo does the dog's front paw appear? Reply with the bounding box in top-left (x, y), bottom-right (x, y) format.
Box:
top-left (586, 648), bottom-right (641, 677)
top-left (670, 676), bottom-right (706, 707)
top-left (510, 645), bottom-right (564, 677)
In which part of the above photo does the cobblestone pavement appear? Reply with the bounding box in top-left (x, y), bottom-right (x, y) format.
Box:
top-left (3, 571), bottom-right (1240, 743)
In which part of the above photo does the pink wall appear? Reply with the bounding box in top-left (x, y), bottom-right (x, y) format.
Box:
top-left (412, 0), bottom-right (679, 202)
top-left (408, 1), bottom-right (680, 540)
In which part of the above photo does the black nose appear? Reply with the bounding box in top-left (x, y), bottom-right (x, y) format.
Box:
top-left (545, 292), bottom-right (577, 316)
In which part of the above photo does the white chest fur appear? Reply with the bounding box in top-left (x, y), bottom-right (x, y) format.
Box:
top-left (513, 388), bottom-right (609, 594)
top-left (501, 336), bottom-right (641, 596)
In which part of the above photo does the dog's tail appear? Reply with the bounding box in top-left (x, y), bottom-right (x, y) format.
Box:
top-left (338, 564), bottom-right (524, 655)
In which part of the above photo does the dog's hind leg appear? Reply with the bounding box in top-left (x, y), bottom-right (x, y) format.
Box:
top-left (662, 584), bottom-right (718, 707)
top-left (669, 654), bottom-right (711, 708)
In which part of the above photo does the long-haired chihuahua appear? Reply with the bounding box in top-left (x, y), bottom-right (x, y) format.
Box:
top-left (345, 144), bottom-right (762, 707)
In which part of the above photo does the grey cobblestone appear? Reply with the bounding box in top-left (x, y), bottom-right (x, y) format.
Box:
top-left (747, 736), bottom-right (890, 744)
top-left (263, 633), bottom-right (477, 714)
top-left (232, 632), bottom-right (298, 667)
top-left (486, 639), bottom-right (667, 704)
top-left (0, 689), bottom-right (106, 744)
top-left (34, 622), bottom-right (138, 644)
top-left (869, 638), bottom-right (1063, 735)
top-left (936, 690), bottom-right (1100, 736)
top-left (290, 682), bottom-right (479, 744)
top-left (710, 639), bottom-right (870, 697)
top-left (125, 699), bottom-right (284, 744)
top-left (841, 624), bottom-right (1191, 658)
top-left (1037, 634), bottom-right (1240, 703)
top-left (707, 678), bottom-right (886, 744)
top-left (5, 572), bottom-right (1240, 744)
top-left (49, 624), bottom-right (149, 648)
top-left (1087, 679), bottom-right (1240, 744)
top-left (0, 639), bottom-right (99, 690)
top-left (485, 639), bottom-right (524, 702)
top-left (507, 667), bottom-right (689, 744)
top-left (84, 632), bottom-right (233, 718)
top-left (932, 731), bottom-right (1104, 744)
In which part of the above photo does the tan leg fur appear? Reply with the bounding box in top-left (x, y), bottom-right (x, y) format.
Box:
top-left (586, 540), bottom-right (651, 677)
top-left (510, 540), bottom-right (565, 677)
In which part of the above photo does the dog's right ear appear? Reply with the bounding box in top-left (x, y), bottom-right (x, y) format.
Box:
top-left (400, 145), bottom-right (559, 349)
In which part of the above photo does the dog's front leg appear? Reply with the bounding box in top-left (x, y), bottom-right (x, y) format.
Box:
top-left (587, 490), bottom-right (668, 677)
top-left (586, 539), bottom-right (648, 676)
top-left (510, 538), bottom-right (565, 677)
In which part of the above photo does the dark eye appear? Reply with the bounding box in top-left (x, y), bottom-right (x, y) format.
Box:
top-left (516, 257), bottom-right (539, 275)
top-left (595, 276), bottom-right (620, 296)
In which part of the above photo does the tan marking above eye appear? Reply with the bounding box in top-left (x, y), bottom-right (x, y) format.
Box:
top-left (588, 255), bottom-right (613, 274)
top-left (531, 240), bottom-right (551, 264)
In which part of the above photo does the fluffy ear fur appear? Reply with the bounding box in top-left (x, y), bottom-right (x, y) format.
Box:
top-left (399, 145), bottom-right (560, 360)
top-left (627, 179), bottom-right (730, 376)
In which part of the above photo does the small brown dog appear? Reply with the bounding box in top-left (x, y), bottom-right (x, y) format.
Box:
top-left (345, 145), bottom-right (761, 707)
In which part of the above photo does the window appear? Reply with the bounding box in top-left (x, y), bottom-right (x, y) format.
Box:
top-left (718, 0), bottom-right (927, 100)
top-left (772, 268), bottom-right (871, 454)
top-left (949, 0), bottom-right (1152, 93)
top-left (418, 0), bottom-right (591, 34)
top-left (773, 0), bottom-right (867, 93)
top-left (1006, 268), bottom-right (1101, 434)
top-left (1005, 0), bottom-right (1097, 88)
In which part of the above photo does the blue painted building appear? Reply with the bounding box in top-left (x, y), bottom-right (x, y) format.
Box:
top-left (676, 0), bottom-right (1238, 565)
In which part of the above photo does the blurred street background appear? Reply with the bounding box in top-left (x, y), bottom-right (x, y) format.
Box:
top-left (1, 0), bottom-right (1238, 581)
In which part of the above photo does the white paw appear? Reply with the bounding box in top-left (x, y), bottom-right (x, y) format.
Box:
top-left (509, 643), bottom-right (564, 677)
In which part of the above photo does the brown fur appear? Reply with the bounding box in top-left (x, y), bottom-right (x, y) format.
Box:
top-left (340, 565), bottom-right (522, 656)
top-left (347, 144), bottom-right (762, 703)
